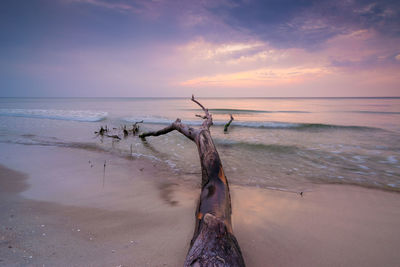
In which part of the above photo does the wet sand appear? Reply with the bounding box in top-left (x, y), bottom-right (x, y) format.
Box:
top-left (232, 185), bottom-right (400, 267)
top-left (1, 143), bottom-right (400, 266)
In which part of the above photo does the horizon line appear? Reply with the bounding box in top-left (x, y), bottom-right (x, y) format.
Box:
top-left (1, 96), bottom-right (400, 99)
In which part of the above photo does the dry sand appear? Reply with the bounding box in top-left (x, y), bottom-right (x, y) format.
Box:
top-left (1, 143), bottom-right (400, 266)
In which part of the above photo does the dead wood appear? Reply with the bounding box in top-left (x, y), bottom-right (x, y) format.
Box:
top-left (224, 114), bottom-right (234, 133)
top-left (131, 120), bottom-right (143, 135)
top-left (95, 126), bottom-right (107, 135)
top-left (106, 134), bottom-right (121, 140)
top-left (95, 122), bottom-right (144, 140)
top-left (123, 125), bottom-right (129, 137)
top-left (140, 95), bottom-right (245, 267)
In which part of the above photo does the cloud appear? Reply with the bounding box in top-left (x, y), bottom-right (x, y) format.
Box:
top-left (69, 0), bottom-right (138, 12)
top-left (178, 37), bottom-right (266, 62)
top-left (64, 0), bottom-right (161, 14)
top-left (1, 0), bottom-right (399, 96)
top-left (205, 0), bottom-right (400, 48)
top-left (173, 26), bottom-right (399, 95)
top-left (180, 66), bottom-right (330, 88)
top-left (324, 29), bottom-right (400, 70)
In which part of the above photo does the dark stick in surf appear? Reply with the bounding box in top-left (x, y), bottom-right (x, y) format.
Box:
top-left (132, 120), bottom-right (143, 136)
top-left (103, 160), bottom-right (106, 188)
top-left (224, 114), bottom-right (234, 133)
top-left (123, 125), bottom-right (128, 137)
top-left (140, 95), bottom-right (245, 267)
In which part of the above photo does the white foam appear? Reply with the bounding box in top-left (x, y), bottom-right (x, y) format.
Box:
top-left (165, 160), bottom-right (177, 170)
top-left (131, 153), bottom-right (161, 162)
top-left (358, 165), bottom-right (369, 170)
top-left (266, 186), bottom-right (290, 192)
top-left (387, 156), bottom-right (398, 164)
top-left (123, 117), bottom-right (300, 128)
top-left (352, 155), bottom-right (365, 163)
top-left (0, 109), bottom-right (107, 122)
top-left (230, 121), bottom-right (300, 128)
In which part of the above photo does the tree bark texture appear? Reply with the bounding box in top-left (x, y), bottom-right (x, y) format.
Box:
top-left (139, 96), bottom-right (245, 267)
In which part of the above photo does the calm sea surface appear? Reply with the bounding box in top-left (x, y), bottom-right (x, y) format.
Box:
top-left (1, 97), bottom-right (399, 192)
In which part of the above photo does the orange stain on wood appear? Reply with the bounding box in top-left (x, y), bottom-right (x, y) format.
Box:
top-left (218, 167), bottom-right (227, 184)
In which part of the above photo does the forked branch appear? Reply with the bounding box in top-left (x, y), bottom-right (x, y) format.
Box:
top-left (191, 94), bottom-right (212, 129)
top-left (139, 95), bottom-right (212, 140)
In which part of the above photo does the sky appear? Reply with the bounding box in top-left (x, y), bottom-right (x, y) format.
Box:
top-left (0, 0), bottom-right (399, 97)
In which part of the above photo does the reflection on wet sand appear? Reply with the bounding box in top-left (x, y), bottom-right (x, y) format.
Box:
top-left (232, 185), bottom-right (400, 267)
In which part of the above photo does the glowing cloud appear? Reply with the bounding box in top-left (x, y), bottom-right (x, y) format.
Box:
top-left (180, 66), bottom-right (330, 88)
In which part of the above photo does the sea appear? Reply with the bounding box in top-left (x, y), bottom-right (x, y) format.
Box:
top-left (0, 97), bottom-right (399, 192)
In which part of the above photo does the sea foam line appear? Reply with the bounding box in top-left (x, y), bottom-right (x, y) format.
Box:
top-left (123, 117), bottom-right (300, 128)
top-left (123, 117), bottom-right (378, 130)
top-left (0, 108), bottom-right (107, 122)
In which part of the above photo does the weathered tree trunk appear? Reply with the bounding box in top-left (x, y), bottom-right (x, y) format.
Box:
top-left (139, 96), bottom-right (245, 267)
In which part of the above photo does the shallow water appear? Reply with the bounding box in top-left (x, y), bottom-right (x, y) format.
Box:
top-left (0, 97), bottom-right (399, 192)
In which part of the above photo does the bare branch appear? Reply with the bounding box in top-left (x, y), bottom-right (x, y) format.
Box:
top-left (195, 114), bottom-right (207, 119)
top-left (224, 114), bottom-right (234, 132)
top-left (139, 124), bottom-right (175, 139)
top-left (191, 94), bottom-right (213, 129)
top-left (133, 120), bottom-right (143, 126)
top-left (139, 118), bottom-right (196, 141)
top-left (191, 94), bottom-right (207, 113)
top-left (131, 120), bottom-right (144, 136)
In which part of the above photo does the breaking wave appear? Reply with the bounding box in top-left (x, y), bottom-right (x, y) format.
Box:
top-left (123, 117), bottom-right (379, 131)
top-left (184, 108), bottom-right (310, 114)
top-left (214, 139), bottom-right (299, 153)
top-left (0, 109), bottom-right (107, 122)
top-left (350, 111), bottom-right (400, 115)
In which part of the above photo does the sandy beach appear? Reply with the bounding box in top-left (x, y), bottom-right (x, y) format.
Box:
top-left (0, 143), bottom-right (399, 266)
top-left (2, 0), bottom-right (400, 264)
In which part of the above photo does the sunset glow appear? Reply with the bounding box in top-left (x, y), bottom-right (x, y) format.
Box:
top-left (1, 0), bottom-right (399, 97)
top-left (1, 2), bottom-right (400, 265)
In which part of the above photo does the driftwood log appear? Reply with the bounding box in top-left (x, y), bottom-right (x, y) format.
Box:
top-left (140, 96), bottom-right (245, 267)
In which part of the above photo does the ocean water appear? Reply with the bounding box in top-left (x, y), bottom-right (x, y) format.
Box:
top-left (0, 97), bottom-right (399, 192)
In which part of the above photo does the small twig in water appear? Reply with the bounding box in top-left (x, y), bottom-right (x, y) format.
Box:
top-left (103, 160), bottom-right (106, 188)
top-left (123, 125), bottom-right (128, 137)
top-left (132, 120), bottom-right (143, 135)
top-left (224, 114), bottom-right (234, 132)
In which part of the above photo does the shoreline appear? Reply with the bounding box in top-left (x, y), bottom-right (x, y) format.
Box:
top-left (1, 143), bottom-right (400, 266)
top-left (0, 144), bottom-right (198, 266)
top-left (3, 137), bottom-right (399, 194)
